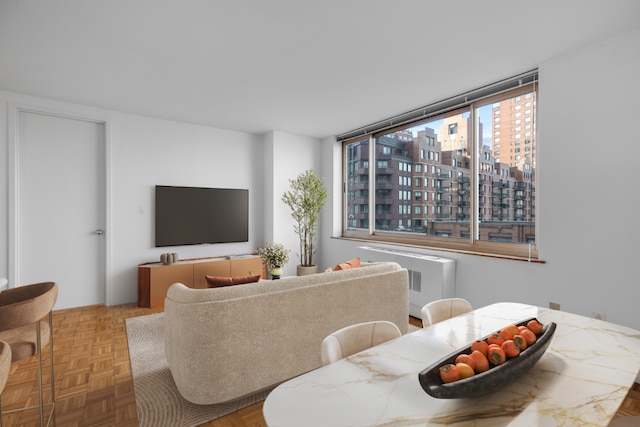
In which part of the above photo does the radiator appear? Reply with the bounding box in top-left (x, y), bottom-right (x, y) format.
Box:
top-left (358, 246), bottom-right (456, 319)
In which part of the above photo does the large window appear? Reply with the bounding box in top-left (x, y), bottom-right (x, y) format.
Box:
top-left (341, 71), bottom-right (538, 259)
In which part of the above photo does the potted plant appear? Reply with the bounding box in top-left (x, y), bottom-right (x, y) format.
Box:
top-left (258, 242), bottom-right (290, 279)
top-left (281, 170), bottom-right (328, 275)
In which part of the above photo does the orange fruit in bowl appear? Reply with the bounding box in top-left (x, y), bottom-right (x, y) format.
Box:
top-left (487, 333), bottom-right (505, 346)
top-left (455, 354), bottom-right (475, 370)
top-left (469, 350), bottom-right (490, 373)
top-left (498, 329), bottom-right (513, 341)
top-left (502, 340), bottom-right (521, 358)
top-left (503, 324), bottom-right (521, 337)
top-left (512, 334), bottom-right (528, 351)
top-left (439, 363), bottom-right (461, 383)
top-left (471, 340), bottom-right (489, 357)
top-left (520, 328), bottom-right (537, 345)
top-left (487, 346), bottom-right (506, 365)
top-left (456, 362), bottom-right (475, 379)
top-left (527, 319), bottom-right (543, 335)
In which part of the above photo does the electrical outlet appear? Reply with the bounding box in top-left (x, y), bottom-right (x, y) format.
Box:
top-left (592, 312), bottom-right (606, 321)
top-left (549, 302), bottom-right (560, 310)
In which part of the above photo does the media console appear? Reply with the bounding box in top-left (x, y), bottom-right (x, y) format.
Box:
top-left (137, 254), bottom-right (265, 307)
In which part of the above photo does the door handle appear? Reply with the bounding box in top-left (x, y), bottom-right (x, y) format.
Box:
top-left (95, 229), bottom-right (104, 235)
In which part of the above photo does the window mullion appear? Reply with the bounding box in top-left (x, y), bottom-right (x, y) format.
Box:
top-left (469, 103), bottom-right (477, 244)
top-left (368, 134), bottom-right (375, 236)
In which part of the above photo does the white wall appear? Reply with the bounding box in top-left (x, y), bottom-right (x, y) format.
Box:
top-left (0, 92), bottom-right (265, 306)
top-left (320, 27), bottom-right (640, 330)
top-left (109, 113), bottom-right (265, 304)
top-left (264, 130), bottom-right (323, 277)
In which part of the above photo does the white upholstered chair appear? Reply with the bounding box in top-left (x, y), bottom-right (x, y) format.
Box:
top-left (609, 416), bottom-right (640, 426)
top-left (321, 320), bottom-right (402, 365)
top-left (421, 298), bottom-right (473, 328)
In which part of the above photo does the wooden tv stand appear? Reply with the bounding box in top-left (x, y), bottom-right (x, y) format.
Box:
top-left (137, 254), bottom-right (265, 308)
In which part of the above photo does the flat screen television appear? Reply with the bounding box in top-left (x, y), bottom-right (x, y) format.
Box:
top-left (155, 185), bottom-right (249, 247)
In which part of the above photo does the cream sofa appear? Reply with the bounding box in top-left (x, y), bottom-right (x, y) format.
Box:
top-left (164, 262), bottom-right (409, 405)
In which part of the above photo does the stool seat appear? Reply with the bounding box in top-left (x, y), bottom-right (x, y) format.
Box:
top-left (0, 321), bottom-right (51, 362)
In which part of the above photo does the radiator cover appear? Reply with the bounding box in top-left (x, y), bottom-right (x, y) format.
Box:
top-left (359, 246), bottom-right (456, 318)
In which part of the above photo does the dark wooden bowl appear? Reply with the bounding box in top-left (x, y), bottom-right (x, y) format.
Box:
top-left (418, 318), bottom-right (556, 399)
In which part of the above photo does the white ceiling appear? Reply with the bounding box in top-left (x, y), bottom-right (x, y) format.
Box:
top-left (1, 0), bottom-right (639, 139)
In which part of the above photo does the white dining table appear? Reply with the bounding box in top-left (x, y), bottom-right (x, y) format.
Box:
top-left (262, 302), bottom-right (640, 426)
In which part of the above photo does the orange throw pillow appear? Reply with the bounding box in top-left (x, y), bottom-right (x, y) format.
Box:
top-left (334, 257), bottom-right (361, 271)
top-left (205, 275), bottom-right (261, 288)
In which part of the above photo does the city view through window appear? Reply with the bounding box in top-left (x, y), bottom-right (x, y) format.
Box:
top-left (344, 85), bottom-right (537, 258)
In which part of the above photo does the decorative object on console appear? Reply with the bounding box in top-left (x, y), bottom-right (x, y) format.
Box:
top-left (269, 267), bottom-right (283, 280)
top-left (258, 243), bottom-right (290, 279)
top-left (281, 170), bottom-right (328, 276)
top-left (160, 252), bottom-right (178, 265)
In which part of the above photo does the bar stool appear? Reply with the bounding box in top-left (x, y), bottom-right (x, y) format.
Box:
top-left (0, 282), bottom-right (58, 427)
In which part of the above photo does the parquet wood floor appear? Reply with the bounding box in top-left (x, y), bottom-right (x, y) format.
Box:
top-left (1, 306), bottom-right (639, 426)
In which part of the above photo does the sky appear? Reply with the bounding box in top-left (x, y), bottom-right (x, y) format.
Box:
top-left (403, 106), bottom-right (494, 148)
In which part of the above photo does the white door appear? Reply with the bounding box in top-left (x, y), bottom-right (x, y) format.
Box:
top-left (16, 110), bottom-right (106, 309)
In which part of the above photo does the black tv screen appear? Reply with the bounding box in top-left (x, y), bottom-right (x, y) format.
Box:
top-left (155, 185), bottom-right (249, 247)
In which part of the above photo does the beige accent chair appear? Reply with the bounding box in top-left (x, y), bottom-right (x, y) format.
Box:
top-left (421, 297), bottom-right (473, 328)
top-left (0, 282), bottom-right (58, 427)
top-left (321, 320), bottom-right (402, 365)
top-left (609, 416), bottom-right (640, 426)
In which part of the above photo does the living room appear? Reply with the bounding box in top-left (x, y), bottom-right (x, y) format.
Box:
top-left (1, 1), bottom-right (639, 329)
top-left (1, 1), bottom-right (640, 425)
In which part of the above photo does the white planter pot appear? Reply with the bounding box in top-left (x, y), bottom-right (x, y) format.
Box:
top-left (296, 265), bottom-right (318, 276)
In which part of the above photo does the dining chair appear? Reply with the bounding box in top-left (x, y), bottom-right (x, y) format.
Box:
top-left (421, 298), bottom-right (473, 328)
top-left (609, 416), bottom-right (640, 426)
top-left (0, 282), bottom-right (58, 427)
top-left (321, 320), bottom-right (402, 365)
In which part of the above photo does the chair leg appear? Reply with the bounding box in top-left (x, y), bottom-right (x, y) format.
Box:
top-left (0, 314), bottom-right (56, 427)
top-left (36, 320), bottom-right (44, 426)
top-left (48, 311), bottom-right (56, 427)
top-left (35, 313), bottom-right (55, 427)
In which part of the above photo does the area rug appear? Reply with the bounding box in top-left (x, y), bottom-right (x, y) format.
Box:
top-left (126, 313), bottom-right (273, 427)
top-left (126, 313), bottom-right (422, 427)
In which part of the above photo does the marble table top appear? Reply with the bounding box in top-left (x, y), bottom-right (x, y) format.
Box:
top-left (263, 302), bottom-right (640, 426)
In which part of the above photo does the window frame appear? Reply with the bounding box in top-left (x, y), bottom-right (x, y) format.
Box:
top-left (340, 80), bottom-right (538, 260)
